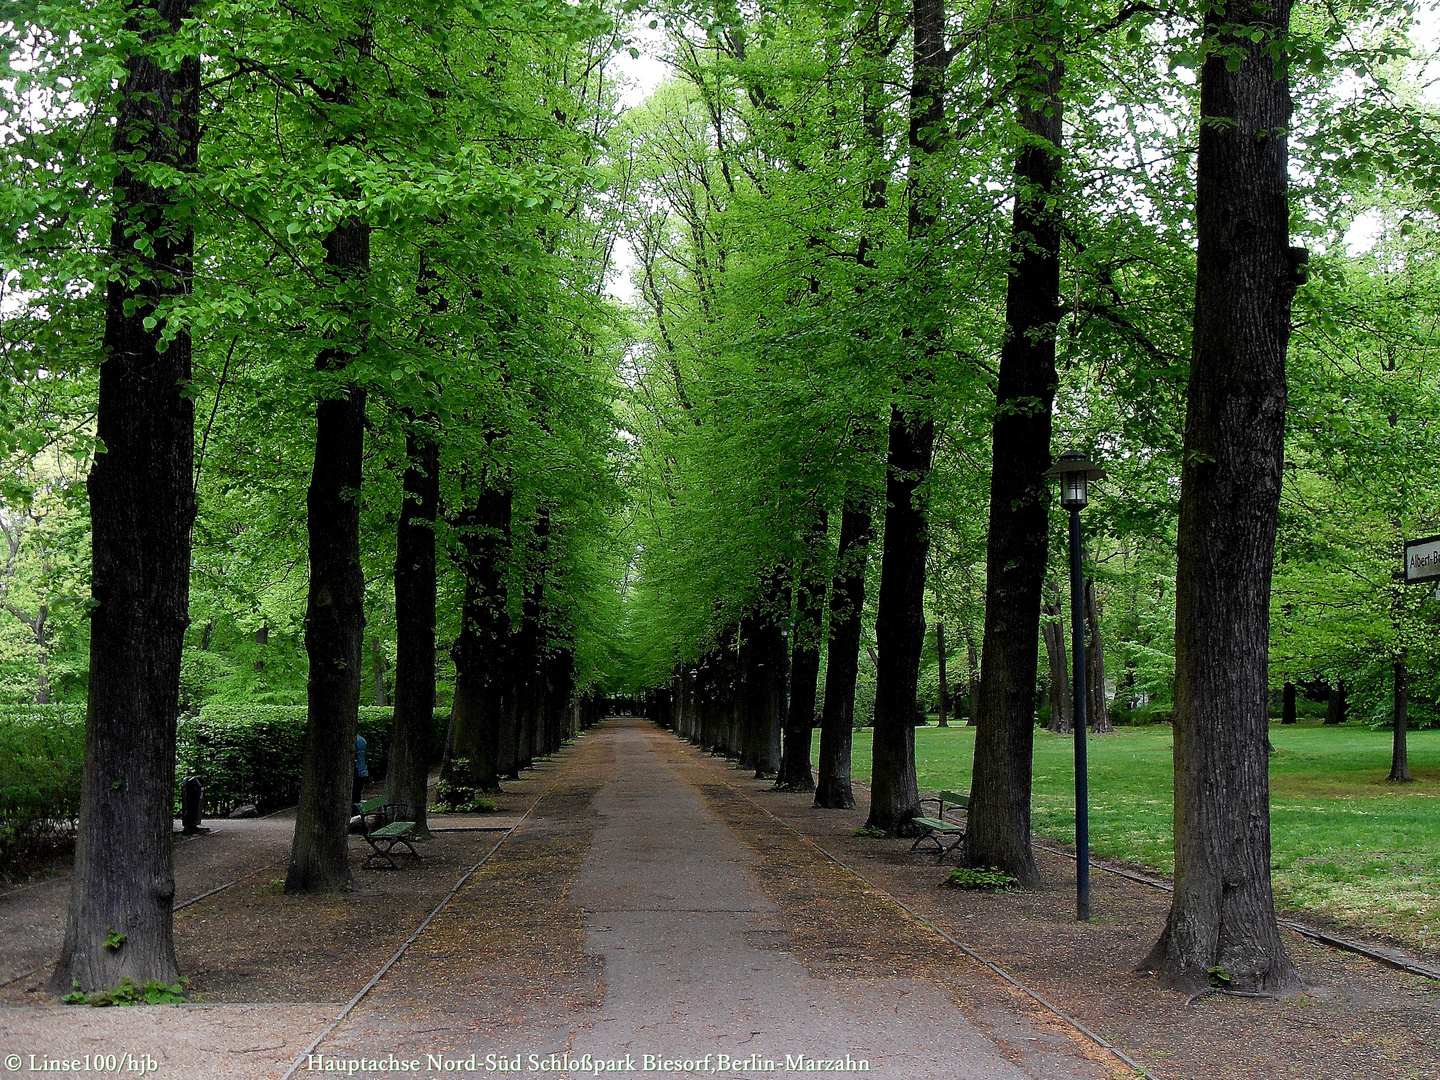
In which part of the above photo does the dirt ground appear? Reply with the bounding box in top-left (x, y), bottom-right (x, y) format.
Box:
top-left (1, 720), bottom-right (1436, 1080)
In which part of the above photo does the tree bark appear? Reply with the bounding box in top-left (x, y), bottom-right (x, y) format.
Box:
top-left (53, 0), bottom-right (198, 993)
top-left (743, 577), bottom-right (788, 779)
top-left (778, 512), bottom-right (828, 792)
top-left (286, 219), bottom-right (370, 894)
top-left (867, 0), bottom-right (945, 835)
top-left (867, 402), bottom-right (932, 833)
top-left (1143, 0), bottom-right (1302, 993)
top-left (385, 419), bottom-right (439, 833)
top-left (1041, 582), bottom-right (1071, 734)
top-left (1390, 650), bottom-right (1411, 783)
top-left (1085, 578), bottom-right (1112, 733)
top-left (935, 622), bottom-right (949, 728)
top-left (966, 4), bottom-right (1062, 888)
top-left (1325, 680), bottom-right (1347, 725)
top-left (815, 500), bottom-right (872, 809)
top-left (442, 479), bottom-right (512, 798)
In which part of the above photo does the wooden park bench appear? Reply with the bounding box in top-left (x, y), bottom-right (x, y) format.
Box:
top-left (356, 797), bottom-right (419, 871)
top-left (910, 790), bottom-right (969, 863)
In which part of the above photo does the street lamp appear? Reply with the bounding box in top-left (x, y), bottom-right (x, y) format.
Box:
top-left (1043, 449), bottom-right (1106, 922)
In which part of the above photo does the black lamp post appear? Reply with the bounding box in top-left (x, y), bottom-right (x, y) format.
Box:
top-left (1043, 449), bottom-right (1106, 922)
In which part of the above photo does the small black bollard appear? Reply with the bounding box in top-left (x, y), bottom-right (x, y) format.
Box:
top-left (181, 776), bottom-right (209, 835)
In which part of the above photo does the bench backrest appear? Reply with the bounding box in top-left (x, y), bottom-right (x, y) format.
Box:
top-left (938, 790), bottom-right (970, 808)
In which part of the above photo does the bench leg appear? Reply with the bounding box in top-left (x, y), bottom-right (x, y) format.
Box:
top-left (362, 836), bottom-right (418, 870)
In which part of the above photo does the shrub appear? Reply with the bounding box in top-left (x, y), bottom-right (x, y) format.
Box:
top-left (2, 702), bottom-right (455, 844)
top-left (175, 705), bottom-right (450, 815)
top-left (1110, 704), bottom-right (1173, 727)
top-left (941, 866), bottom-right (1017, 891)
top-left (64, 976), bottom-right (188, 1006)
top-left (0, 704), bottom-right (85, 864)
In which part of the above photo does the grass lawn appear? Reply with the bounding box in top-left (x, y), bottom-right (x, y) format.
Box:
top-left (825, 721), bottom-right (1440, 954)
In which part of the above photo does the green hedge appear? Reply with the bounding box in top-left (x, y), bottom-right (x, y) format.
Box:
top-left (1, 704), bottom-right (452, 858)
top-left (0, 704), bottom-right (86, 861)
top-left (176, 705), bottom-right (450, 815)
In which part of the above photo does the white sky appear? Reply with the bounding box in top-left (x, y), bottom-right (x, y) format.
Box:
top-left (604, 22), bottom-right (670, 304)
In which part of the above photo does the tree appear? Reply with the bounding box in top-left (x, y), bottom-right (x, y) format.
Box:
top-left (51, 0), bottom-right (200, 992)
top-left (865, 0), bottom-right (947, 836)
top-left (777, 511), bottom-right (827, 792)
top-left (966, 0), bottom-right (1064, 887)
top-left (1142, 0), bottom-right (1304, 994)
top-left (815, 496), bottom-right (875, 809)
top-left (284, 10), bottom-right (375, 892)
top-left (386, 415), bottom-right (439, 831)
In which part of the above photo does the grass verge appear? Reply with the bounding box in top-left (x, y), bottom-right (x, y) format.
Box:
top-left (824, 722), bottom-right (1440, 954)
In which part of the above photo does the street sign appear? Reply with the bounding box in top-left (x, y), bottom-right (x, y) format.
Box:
top-left (1403, 535), bottom-right (1440, 584)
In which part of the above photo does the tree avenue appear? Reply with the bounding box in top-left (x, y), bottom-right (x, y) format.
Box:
top-left (3, 0), bottom-right (1439, 1001)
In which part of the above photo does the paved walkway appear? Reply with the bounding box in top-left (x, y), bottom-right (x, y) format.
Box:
top-left (566, 721), bottom-right (1085, 1078)
top-left (1, 720), bottom-right (1105, 1080)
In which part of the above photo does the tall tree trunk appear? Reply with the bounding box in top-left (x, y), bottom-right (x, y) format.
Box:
top-left (286, 219), bottom-right (370, 895)
top-left (1390, 650), bottom-right (1411, 783)
top-left (442, 480), bottom-right (512, 798)
top-left (1325, 680), bottom-right (1347, 724)
top-left (867, 0), bottom-right (946, 835)
top-left (285, 13), bottom-right (373, 894)
top-left (1143, 0), bottom-right (1302, 994)
top-left (779, 513), bottom-right (827, 791)
top-left (512, 508), bottom-right (551, 772)
top-left (1042, 582), bottom-right (1071, 734)
top-left (966, 5), bottom-right (1062, 888)
top-left (1085, 579), bottom-right (1112, 733)
top-left (867, 403), bottom-right (932, 832)
top-left (815, 499), bottom-right (872, 810)
top-left (743, 579), bottom-right (788, 779)
top-left (935, 622), bottom-right (949, 728)
top-left (386, 420), bottom-right (438, 833)
top-left (1281, 681), bottom-right (1296, 725)
top-left (53, 0), bottom-right (198, 992)
top-left (543, 643), bottom-right (575, 756)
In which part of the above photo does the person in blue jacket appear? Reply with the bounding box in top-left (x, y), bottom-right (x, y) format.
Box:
top-left (353, 733), bottom-right (368, 810)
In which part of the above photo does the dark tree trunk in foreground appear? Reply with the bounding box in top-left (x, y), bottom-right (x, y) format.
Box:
top-left (1086, 579), bottom-right (1112, 733)
top-left (967, 8), bottom-right (1062, 888)
top-left (286, 219), bottom-right (370, 894)
top-left (1390, 650), bottom-right (1411, 783)
top-left (1281, 681), bottom-right (1296, 725)
top-left (1325, 680), bottom-right (1347, 724)
top-left (1042, 582), bottom-right (1071, 734)
top-left (815, 501), bottom-right (873, 808)
top-left (778, 512), bottom-right (828, 792)
top-left (867, 0), bottom-right (945, 836)
top-left (935, 622), bottom-right (949, 728)
top-left (867, 404), bottom-right (932, 833)
top-left (54, 0), bottom-right (198, 992)
top-left (386, 420), bottom-right (439, 833)
top-left (443, 480), bottom-right (512, 797)
top-left (1142, 0), bottom-right (1302, 993)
